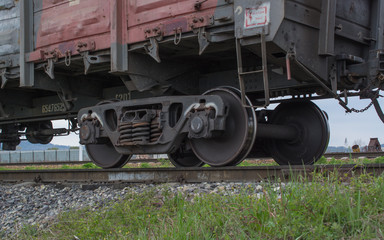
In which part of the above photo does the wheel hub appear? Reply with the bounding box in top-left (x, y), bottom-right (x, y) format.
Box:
top-left (266, 101), bottom-right (330, 165)
top-left (190, 87), bottom-right (256, 167)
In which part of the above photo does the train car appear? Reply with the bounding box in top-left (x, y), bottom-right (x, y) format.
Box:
top-left (0, 0), bottom-right (383, 168)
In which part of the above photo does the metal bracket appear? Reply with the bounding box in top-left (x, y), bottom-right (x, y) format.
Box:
top-left (329, 63), bottom-right (337, 94)
top-left (189, 15), bottom-right (213, 29)
top-left (56, 78), bottom-right (77, 111)
top-left (77, 41), bottom-right (96, 53)
top-left (0, 59), bottom-right (11, 68)
top-left (197, 27), bottom-right (210, 55)
top-left (44, 58), bottom-right (56, 79)
top-left (57, 91), bottom-right (74, 111)
top-left (0, 102), bottom-right (9, 119)
top-left (194, 0), bottom-right (208, 10)
top-left (144, 37), bottom-right (161, 63)
top-left (373, 97), bottom-right (384, 123)
top-left (82, 52), bottom-right (91, 75)
top-left (82, 52), bottom-right (110, 75)
top-left (40, 49), bottom-right (61, 61)
top-left (144, 25), bottom-right (163, 40)
top-left (0, 69), bottom-right (9, 89)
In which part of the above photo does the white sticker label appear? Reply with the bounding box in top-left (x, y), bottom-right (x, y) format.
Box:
top-left (69, 0), bottom-right (80, 6)
top-left (244, 2), bottom-right (270, 29)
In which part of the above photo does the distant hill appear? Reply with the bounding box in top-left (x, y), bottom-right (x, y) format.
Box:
top-left (326, 146), bottom-right (351, 153)
top-left (4, 141), bottom-right (72, 151)
top-left (326, 144), bottom-right (384, 153)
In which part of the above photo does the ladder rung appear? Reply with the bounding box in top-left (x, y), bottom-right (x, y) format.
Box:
top-left (239, 70), bottom-right (264, 75)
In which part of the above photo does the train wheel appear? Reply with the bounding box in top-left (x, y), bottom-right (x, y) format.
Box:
top-left (26, 121), bottom-right (54, 144)
top-left (86, 140), bottom-right (132, 168)
top-left (168, 145), bottom-right (205, 168)
top-left (190, 87), bottom-right (256, 167)
top-left (266, 101), bottom-right (329, 165)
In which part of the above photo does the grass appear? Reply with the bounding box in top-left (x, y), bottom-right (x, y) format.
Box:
top-left (10, 171), bottom-right (384, 239)
top-left (316, 156), bottom-right (384, 165)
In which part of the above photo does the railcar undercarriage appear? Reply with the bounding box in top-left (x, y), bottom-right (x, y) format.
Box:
top-left (76, 86), bottom-right (331, 167)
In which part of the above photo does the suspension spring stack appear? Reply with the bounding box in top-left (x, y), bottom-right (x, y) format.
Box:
top-left (118, 109), bottom-right (162, 145)
top-left (150, 116), bottom-right (162, 142)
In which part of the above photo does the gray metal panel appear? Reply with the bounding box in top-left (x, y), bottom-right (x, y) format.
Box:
top-left (44, 150), bottom-right (57, 162)
top-left (21, 151), bottom-right (33, 163)
top-left (57, 150), bottom-right (70, 162)
top-left (9, 151), bottom-right (20, 163)
top-left (69, 149), bottom-right (79, 161)
top-left (336, 0), bottom-right (371, 28)
top-left (0, 0), bottom-right (20, 59)
top-left (33, 151), bottom-right (45, 162)
top-left (83, 151), bottom-right (90, 161)
top-left (0, 151), bottom-right (10, 163)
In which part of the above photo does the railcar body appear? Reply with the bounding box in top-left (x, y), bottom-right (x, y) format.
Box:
top-left (0, 0), bottom-right (383, 167)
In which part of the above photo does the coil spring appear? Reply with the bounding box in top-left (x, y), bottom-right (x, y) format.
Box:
top-left (150, 117), bottom-right (161, 142)
top-left (118, 112), bottom-right (162, 145)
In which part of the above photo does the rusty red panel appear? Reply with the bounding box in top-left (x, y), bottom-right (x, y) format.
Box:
top-left (27, 0), bottom-right (220, 62)
top-left (127, 0), bottom-right (219, 43)
top-left (30, 0), bottom-right (111, 61)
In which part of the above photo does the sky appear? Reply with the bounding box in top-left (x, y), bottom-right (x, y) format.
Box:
top-left (315, 96), bottom-right (384, 147)
top-left (51, 94), bottom-right (384, 148)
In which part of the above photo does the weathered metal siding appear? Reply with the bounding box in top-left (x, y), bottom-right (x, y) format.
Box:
top-left (28, 0), bottom-right (220, 61)
top-left (0, 0), bottom-right (19, 61)
top-left (126, 0), bottom-right (219, 43)
top-left (29, 0), bottom-right (111, 62)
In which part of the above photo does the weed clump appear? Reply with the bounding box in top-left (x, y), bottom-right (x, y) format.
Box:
top-left (82, 163), bottom-right (97, 169)
top-left (16, 172), bottom-right (384, 239)
top-left (140, 162), bottom-right (150, 168)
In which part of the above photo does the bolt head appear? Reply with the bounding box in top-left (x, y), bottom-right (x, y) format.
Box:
top-left (80, 125), bottom-right (91, 140)
top-left (190, 116), bottom-right (204, 134)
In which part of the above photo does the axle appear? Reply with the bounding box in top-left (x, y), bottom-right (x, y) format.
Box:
top-left (256, 123), bottom-right (298, 141)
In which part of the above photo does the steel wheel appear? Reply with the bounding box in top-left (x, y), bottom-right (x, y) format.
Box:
top-left (266, 101), bottom-right (330, 165)
top-left (85, 140), bottom-right (132, 168)
top-left (168, 141), bottom-right (205, 168)
top-left (190, 87), bottom-right (256, 167)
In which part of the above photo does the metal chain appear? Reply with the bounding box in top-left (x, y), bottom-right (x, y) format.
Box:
top-left (350, 101), bottom-right (374, 113)
top-left (64, 50), bottom-right (71, 67)
top-left (338, 77), bottom-right (383, 113)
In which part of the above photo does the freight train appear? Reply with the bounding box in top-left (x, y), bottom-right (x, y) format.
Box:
top-left (0, 0), bottom-right (383, 168)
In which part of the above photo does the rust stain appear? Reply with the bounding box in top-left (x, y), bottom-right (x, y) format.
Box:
top-left (30, 0), bottom-right (219, 61)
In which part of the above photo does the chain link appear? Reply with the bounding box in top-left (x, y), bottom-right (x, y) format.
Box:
top-left (350, 101), bottom-right (374, 113)
top-left (339, 77), bottom-right (383, 113)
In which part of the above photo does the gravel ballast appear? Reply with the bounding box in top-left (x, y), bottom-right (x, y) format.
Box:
top-left (0, 182), bottom-right (283, 237)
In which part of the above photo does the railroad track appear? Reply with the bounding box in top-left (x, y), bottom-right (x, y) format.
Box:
top-left (0, 158), bottom-right (158, 167)
top-left (323, 152), bottom-right (384, 159)
top-left (1, 164), bottom-right (383, 184)
top-left (0, 152), bottom-right (382, 167)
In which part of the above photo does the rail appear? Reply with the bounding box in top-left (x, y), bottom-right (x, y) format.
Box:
top-left (323, 152), bottom-right (384, 159)
top-left (1, 164), bottom-right (383, 184)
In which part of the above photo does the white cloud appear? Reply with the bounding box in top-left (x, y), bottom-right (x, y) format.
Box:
top-left (315, 96), bottom-right (384, 147)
